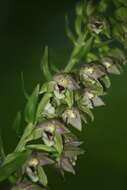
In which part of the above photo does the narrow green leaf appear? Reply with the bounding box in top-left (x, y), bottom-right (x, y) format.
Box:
top-left (50, 63), bottom-right (60, 73)
top-left (37, 166), bottom-right (48, 187)
top-left (75, 2), bottom-right (83, 16)
top-left (24, 84), bottom-right (40, 124)
top-left (0, 151), bottom-right (28, 182)
top-left (15, 123), bottom-right (35, 152)
top-left (40, 46), bottom-right (52, 81)
top-left (64, 36), bottom-right (94, 72)
top-left (81, 36), bottom-right (94, 59)
top-left (12, 111), bottom-right (22, 136)
top-left (26, 144), bottom-right (56, 153)
top-left (75, 15), bottom-right (82, 36)
top-left (21, 72), bottom-right (29, 100)
top-left (65, 15), bottom-right (76, 44)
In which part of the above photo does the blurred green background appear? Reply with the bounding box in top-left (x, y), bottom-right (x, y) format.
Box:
top-left (0, 0), bottom-right (127, 189)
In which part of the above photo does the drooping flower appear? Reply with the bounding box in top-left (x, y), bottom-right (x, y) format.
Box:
top-left (101, 56), bottom-right (122, 75)
top-left (43, 102), bottom-right (56, 118)
top-left (79, 64), bottom-right (105, 95)
top-left (23, 152), bottom-right (54, 187)
top-left (62, 107), bottom-right (82, 131)
top-left (88, 16), bottom-right (106, 34)
top-left (12, 181), bottom-right (46, 190)
top-left (55, 133), bottom-right (84, 175)
top-left (53, 73), bottom-right (80, 91)
top-left (37, 120), bottom-right (70, 147)
top-left (82, 89), bottom-right (105, 109)
top-left (80, 63), bottom-right (106, 80)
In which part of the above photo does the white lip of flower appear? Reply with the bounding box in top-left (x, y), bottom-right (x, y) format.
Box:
top-left (44, 102), bottom-right (55, 115)
top-left (46, 124), bottom-right (56, 133)
top-left (53, 74), bottom-right (79, 90)
top-left (66, 109), bottom-right (76, 118)
top-left (85, 67), bottom-right (94, 74)
top-left (103, 61), bottom-right (111, 68)
top-left (26, 167), bottom-right (39, 183)
top-left (28, 158), bottom-right (39, 167)
top-left (86, 92), bottom-right (94, 99)
top-left (42, 123), bottom-right (56, 147)
top-left (54, 84), bottom-right (65, 99)
top-left (42, 132), bottom-right (54, 147)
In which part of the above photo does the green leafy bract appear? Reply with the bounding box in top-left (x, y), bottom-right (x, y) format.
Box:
top-left (24, 84), bottom-right (40, 124)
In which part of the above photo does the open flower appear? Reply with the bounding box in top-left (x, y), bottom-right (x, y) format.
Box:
top-left (12, 181), bottom-right (46, 190)
top-left (37, 120), bottom-right (70, 147)
top-left (43, 102), bottom-right (56, 118)
top-left (82, 89), bottom-right (105, 108)
top-left (101, 57), bottom-right (122, 75)
top-left (55, 134), bottom-right (84, 175)
top-left (79, 64), bottom-right (104, 95)
top-left (88, 16), bottom-right (106, 34)
top-left (23, 152), bottom-right (54, 187)
top-left (53, 73), bottom-right (80, 91)
top-left (62, 107), bottom-right (82, 131)
top-left (80, 63), bottom-right (106, 80)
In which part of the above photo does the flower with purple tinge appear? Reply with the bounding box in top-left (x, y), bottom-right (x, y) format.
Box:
top-left (12, 181), bottom-right (46, 190)
top-left (23, 152), bottom-right (54, 184)
top-left (53, 73), bottom-right (80, 91)
top-left (62, 107), bottom-right (82, 131)
top-left (37, 120), bottom-right (70, 147)
top-left (80, 63), bottom-right (106, 80)
top-left (56, 134), bottom-right (84, 175)
top-left (101, 57), bottom-right (122, 75)
top-left (82, 89), bottom-right (105, 108)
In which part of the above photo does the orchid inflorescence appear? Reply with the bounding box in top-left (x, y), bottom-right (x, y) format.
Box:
top-left (0, 0), bottom-right (127, 190)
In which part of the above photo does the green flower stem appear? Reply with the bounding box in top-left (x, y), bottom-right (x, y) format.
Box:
top-left (15, 123), bottom-right (34, 152)
top-left (64, 35), bottom-right (94, 72)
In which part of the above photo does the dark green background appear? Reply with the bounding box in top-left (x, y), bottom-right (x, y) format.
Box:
top-left (0, 0), bottom-right (127, 189)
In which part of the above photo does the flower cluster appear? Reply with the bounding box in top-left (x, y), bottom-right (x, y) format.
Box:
top-left (0, 1), bottom-right (127, 190)
top-left (20, 50), bottom-right (126, 188)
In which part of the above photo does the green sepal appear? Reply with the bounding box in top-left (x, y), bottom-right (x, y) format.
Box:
top-left (100, 75), bottom-right (111, 89)
top-left (37, 165), bottom-right (48, 187)
top-left (78, 104), bottom-right (94, 122)
top-left (26, 144), bottom-right (56, 153)
top-left (54, 134), bottom-right (63, 155)
top-left (65, 90), bottom-right (74, 108)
